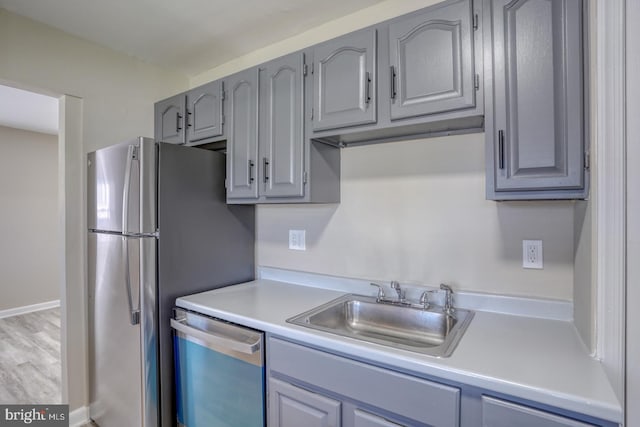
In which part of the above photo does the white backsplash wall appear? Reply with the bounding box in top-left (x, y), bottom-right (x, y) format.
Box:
top-left (257, 133), bottom-right (575, 301)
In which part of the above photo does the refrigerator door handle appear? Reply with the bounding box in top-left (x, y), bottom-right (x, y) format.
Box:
top-left (170, 318), bottom-right (261, 355)
top-left (123, 238), bottom-right (141, 325)
top-left (122, 144), bottom-right (136, 235)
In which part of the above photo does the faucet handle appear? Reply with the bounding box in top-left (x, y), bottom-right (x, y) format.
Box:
top-left (370, 283), bottom-right (386, 302)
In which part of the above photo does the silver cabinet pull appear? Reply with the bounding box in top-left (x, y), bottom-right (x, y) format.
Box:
top-left (498, 130), bottom-right (505, 169)
top-left (176, 113), bottom-right (182, 132)
top-left (249, 160), bottom-right (255, 183)
top-left (390, 66), bottom-right (397, 100)
top-left (170, 318), bottom-right (261, 355)
top-left (365, 71), bottom-right (371, 105)
top-left (186, 110), bottom-right (192, 127)
top-left (263, 157), bottom-right (270, 182)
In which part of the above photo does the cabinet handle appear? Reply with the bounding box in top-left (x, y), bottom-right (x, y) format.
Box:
top-left (263, 157), bottom-right (270, 183)
top-left (498, 130), bottom-right (505, 169)
top-left (186, 110), bottom-right (192, 127)
top-left (365, 71), bottom-right (371, 105)
top-left (248, 160), bottom-right (255, 183)
top-left (176, 113), bottom-right (182, 132)
top-left (390, 66), bottom-right (397, 100)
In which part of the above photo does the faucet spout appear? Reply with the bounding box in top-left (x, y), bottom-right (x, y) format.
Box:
top-left (390, 281), bottom-right (404, 302)
top-left (440, 284), bottom-right (454, 314)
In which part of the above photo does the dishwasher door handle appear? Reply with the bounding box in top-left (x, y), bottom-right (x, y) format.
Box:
top-left (170, 318), bottom-right (261, 355)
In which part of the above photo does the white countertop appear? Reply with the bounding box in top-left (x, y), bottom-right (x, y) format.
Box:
top-left (176, 279), bottom-right (622, 423)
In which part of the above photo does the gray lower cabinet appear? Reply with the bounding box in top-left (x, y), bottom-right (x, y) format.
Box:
top-left (481, 396), bottom-right (596, 427)
top-left (267, 337), bottom-right (460, 427)
top-left (312, 28), bottom-right (377, 131)
top-left (348, 408), bottom-right (403, 427)
top-left (485, 0), bottom-right (587, 200)
top-left (226, 68), bottom-right (259, 200)
top-left (269, 378), bottom-right (342, 427)
top-left (154, 80), bottom-right (224, 145)
top-left (267, 336), bottom-right (617, 427)
top-left (389, 0), bottom-right (476, 120)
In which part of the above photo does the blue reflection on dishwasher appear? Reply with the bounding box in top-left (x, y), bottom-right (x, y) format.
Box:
top-left (174, 335), bottom-right (265, 427)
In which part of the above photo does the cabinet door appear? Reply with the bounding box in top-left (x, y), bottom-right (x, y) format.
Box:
top-left (482, 396), bottom-right (596, 427)
top-left (389, 0), bottom-right (475, 120)
top-left (491, 0), bottom-right (584, 193)
top-left (313, 29), bottom-right (377, 131)
top-left (226, 69), bottom-right (259, 200)
top-left (349, 409), bottom-right (403, 427)
top-left (259, 53), bottom-right (305, 198)
top-left (186, 80), bottom-right (224, 144)
top-left (269, 378), bottom-right (341, 427)
top-left (154, 93), bottom-right (186, 144)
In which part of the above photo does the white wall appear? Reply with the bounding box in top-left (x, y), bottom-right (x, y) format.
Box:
top-left (257, 135), bottom-right (574, 300)
top-left (0, 9), bottom-right (188, 411)
top-left (191, 0), bottom-right (444, 86)
top-left (193, 0), bottom-right (576, 301)
top-left (0, 125), bottom-right (59, 310)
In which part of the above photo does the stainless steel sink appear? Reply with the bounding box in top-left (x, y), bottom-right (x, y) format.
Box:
top-left (287, 294), bottom-right (474, 357)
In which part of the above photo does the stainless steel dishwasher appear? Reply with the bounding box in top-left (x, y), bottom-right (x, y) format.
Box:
top-left (171, 308), bottom-right (265, 427)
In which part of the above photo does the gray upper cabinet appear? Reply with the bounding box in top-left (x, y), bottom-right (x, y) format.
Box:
top-left (154, 80), bottom-right (224, 145)
top-left (486, 0), bottom-right (586, 200)
top-left (185, 80), bottom-right (224, 144)
top-left (154, 93), bottom-right (186, 144)
top-left (259, 52), bottom-right (305, 198)
top-left (389, 0), bottom-right (476, 121)
top-left (225, 52), bottom-right (340, 205)
top-left (312, 28), bottom-right (377, 131)
top-left (226, 69), bottom-right (259, 200)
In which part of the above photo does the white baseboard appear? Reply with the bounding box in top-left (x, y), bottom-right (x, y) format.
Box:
top-left (68, 406), bottom-right (89, 427)
top-left (0, 300), bottom-right (61, 319)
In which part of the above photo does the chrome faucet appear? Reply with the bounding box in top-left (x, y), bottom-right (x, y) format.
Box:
top-left (390, 281), bottom-right (404, 302)
top-left (440, 284), bottom-right (454, 314)
top-left (370, 283), bottom-right (386, 303)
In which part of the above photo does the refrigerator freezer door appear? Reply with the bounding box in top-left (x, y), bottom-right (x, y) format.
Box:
top-left (87, 137), bottom-right (157, 235)
top-left (89, 232), bottom-right (155, 427)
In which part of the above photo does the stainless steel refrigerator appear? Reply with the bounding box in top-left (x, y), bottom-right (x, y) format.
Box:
top-left (87, 137), bottom-right (254, 427)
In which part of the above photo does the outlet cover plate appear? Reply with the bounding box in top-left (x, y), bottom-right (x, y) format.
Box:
top-left (289, 230), bottom-right (306, 251)
top-left (523, 240), bottom-right (543, 269)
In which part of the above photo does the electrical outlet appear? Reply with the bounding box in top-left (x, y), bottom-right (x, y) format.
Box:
top-left (522, 240), bottom-right (543, 269)
top-left (289, 230), bottom-right (306, 251)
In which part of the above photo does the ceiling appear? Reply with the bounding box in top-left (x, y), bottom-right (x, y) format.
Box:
top-left (0, 85), bottom-right (58, 135)
top-left (0, 0), bottom-right (386, 77)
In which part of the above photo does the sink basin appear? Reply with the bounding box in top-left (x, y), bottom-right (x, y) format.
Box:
top-left (287, 294), bottom-right (474, 357)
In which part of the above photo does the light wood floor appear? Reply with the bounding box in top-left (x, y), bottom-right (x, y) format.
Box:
top-left (0, 308), bottom-right (61, 404)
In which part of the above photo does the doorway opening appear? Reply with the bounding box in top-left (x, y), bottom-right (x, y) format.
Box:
top-left (0, 84), bottom-right (61, 403)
